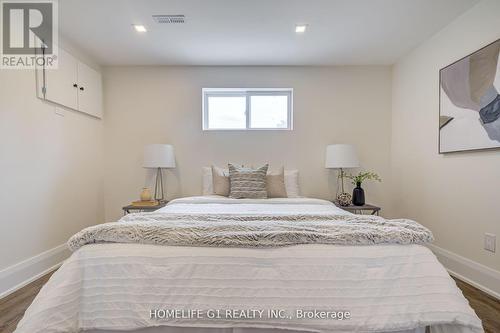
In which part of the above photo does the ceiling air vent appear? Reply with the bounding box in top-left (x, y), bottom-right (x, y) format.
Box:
top-left (152, 15), bottom-right (185, 24)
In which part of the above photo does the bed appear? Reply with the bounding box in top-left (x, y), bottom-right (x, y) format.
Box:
top-left (15, 196), bottom-right (483, 333)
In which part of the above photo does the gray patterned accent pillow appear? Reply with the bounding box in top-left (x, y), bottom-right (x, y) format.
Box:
top-left (228, 163), bottom-right (269, 199)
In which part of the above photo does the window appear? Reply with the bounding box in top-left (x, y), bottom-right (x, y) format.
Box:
top-left (202, 88), bottom-right (293, 130)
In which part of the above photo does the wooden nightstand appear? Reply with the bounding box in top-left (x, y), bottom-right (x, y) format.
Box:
top-left (338, 203), bottom-right (381, 216)
top-left (122, 201), bottom-right (168, 215)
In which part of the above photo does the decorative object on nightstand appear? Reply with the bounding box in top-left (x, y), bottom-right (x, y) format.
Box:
top-left (143, 144), bottom-right (176, 203)
top-left (122, 201), bottom-right (167, 215)
top-left (325, 144), bottom-right (360, 206)
top-left (140, 187), bottom-right (152, 201)
top-left (346, 171), bottom-right (381, 206)
top-left (341, 203), bottom-right (381, 216)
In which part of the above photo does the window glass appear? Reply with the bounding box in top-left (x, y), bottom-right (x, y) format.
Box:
top-left (250, 95), bottom-right (288, 129)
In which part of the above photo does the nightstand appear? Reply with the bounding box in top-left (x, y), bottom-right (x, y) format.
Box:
top-left (338, 203), bottom-right (381, 216)
top-left (122, 201), bottom-right (168, 215)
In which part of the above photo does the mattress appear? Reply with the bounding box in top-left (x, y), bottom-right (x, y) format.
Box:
top-left (14, 196), bottom-right (483, 333)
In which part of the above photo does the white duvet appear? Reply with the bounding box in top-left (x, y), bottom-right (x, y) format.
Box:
top-left (15, 196), bottom-right (483, 333)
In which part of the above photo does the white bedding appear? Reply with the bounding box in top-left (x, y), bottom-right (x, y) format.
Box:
top-left (160, 196), bottom-right (342, 213)
top-left (15, 196), bottom-right (483, 333)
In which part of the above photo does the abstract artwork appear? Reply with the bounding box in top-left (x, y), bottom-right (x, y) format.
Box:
top-left (439, 39), bottom-right (500, 153)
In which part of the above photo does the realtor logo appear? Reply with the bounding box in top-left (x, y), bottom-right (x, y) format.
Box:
top-left (1, 0), bottom-right (58, 69)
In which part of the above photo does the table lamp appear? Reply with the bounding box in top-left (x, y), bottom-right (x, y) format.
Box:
top-left (325, 144), bottom-right (359, 206)
top-left (143, 144), bottom-right (176, 203)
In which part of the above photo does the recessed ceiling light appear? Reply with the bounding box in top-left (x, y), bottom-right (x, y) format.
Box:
top-left (133, 25), bottom-right (147, 32)
top-left (295, 24), bottom-right (307, 33)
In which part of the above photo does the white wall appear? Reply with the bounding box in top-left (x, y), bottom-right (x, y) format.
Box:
top-left (0, 39), bottom-right (104, 295)
top-left (391, 0), bottom-right (500, 285)
top-left (2, 0), bottom-right (499, 300)
top-left (103, 66), bottom-right (392, 221)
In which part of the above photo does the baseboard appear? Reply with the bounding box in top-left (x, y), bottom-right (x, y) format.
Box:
top-left (0, 244), bottom-right (70, 299)
top-left (428, 244), bottom-right (500, 300)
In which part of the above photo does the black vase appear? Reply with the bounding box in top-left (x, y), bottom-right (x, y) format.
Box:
top-left (352, 182), bottom-right (365, 206)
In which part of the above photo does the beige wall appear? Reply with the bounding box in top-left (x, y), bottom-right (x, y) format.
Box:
top-left (0, 40), bottom-right (104, 271)
top-left (391, 0), bottom-right (500, 271)
top-left (103, 66), bottom-right (392, 221)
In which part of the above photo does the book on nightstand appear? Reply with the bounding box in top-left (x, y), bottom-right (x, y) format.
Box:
top-left (130, 200), bottom-right (160, 207)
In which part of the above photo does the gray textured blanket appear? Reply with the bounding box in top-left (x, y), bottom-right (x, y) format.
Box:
top-left (67, 212), bottom-right (434, 251)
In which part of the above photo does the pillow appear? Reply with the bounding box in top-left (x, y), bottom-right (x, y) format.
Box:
top-left (202, 165), bottom-right (241, 195)
top-left (266, 167), bottom-right (287, 198)
top-left (284, 169), bottom-right (300, 198)
top-left (202, 166), bottom-right (300, 197)
top-left (211, 165), bottom-right (230, 196)
top-left (202, 166), bottom-right (214, 195)
top-left (228, 163), bottom-right (268, 199)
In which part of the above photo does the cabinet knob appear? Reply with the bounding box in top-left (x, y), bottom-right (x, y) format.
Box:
top-left (73, 83), bottom-right (78, 88)
top-left (79, 87), bottom-right (84, 91)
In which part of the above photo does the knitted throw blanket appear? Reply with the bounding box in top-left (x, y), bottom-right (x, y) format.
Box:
top-left (67, 212), bottom-right (434, 251)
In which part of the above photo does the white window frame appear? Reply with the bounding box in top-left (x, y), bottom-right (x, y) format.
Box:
top-left (202, 88), bottom-right (293, 131)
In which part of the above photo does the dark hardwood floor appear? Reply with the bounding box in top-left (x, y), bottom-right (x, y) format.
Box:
top-left (452, 277), bottom-right (500, 333)
top-left (0, 270), bottom-right (55, 333)
top-left (1, 271), bottom-right (499, 333)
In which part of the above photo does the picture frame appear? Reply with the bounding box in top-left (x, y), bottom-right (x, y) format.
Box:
top-left (439, 38), bottom-right (500, 153)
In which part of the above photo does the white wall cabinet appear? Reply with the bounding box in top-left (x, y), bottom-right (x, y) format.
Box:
top-left (77, 62), bottom-right (103, 118)
top-left (37, 46), bottom-right (102, 118)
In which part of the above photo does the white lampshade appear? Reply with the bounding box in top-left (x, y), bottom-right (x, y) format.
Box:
top-left (143, 144), bottom-right (176, 169)
top-left (325, 144), bottom-right (359, 169)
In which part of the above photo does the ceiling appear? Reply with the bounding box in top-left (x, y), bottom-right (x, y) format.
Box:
top-left (59, 0), bottom-right (479, 66)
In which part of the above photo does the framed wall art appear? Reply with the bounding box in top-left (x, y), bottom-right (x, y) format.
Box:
top-left (439, 39), bottom-right (500, 153)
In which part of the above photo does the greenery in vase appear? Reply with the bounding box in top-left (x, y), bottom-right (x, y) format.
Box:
top-left (346, 171), bottom-right (381, 186)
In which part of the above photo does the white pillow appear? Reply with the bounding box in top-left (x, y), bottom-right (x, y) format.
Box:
top-left (202, 166), bottom-right (300, 197)
top-left (202, 166), bottom-right (214, 195)
top-left (284, 169), bottom-right (300, 198)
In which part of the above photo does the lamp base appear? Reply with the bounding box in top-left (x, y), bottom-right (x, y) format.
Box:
top-left (336, 192), bottom-right (352, 206)
top-left (154, 167), bottom-right (165, 203)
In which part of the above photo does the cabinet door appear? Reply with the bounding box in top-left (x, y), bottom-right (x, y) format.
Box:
top-left (44, 47), bottom-right (79, 110)
top-left (77, 61), bottom-right (102, 118)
